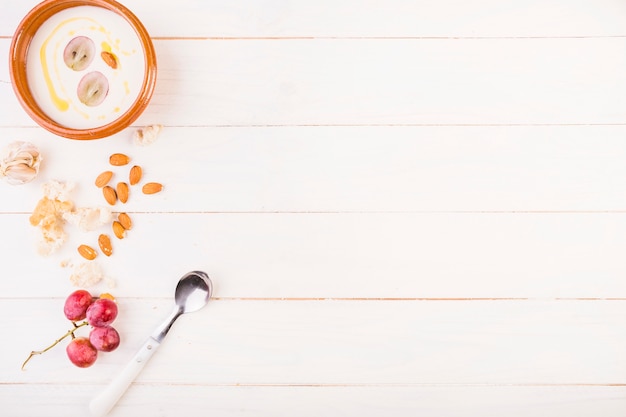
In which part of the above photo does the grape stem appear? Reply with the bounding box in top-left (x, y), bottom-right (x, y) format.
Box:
top-left (21, 321), bottom-right (88, 370)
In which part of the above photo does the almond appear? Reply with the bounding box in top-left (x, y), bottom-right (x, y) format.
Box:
top-left (118, 212), bottom-right (132, 230)
top-left (112, 221), bottom-right (126, 239)
top-left (117, 182), bottom-right (129, 203)
top-left (142, 182), bottom-right (163, 194)
top-left (109, 153), bottom-right (130, 166)
top-left (98, 234), bottom-right (113, 256)
top-left (102, 186), bottom-right (117, 205)
top-left (78, 244), bottom-right (97, 260)
top-left (101, 51), bottom-right (118, 69)
top-left (99, 293), bottom-right (115, 301)
top-left (95, 171), bottom-right (113, 188)
top-left (129, 165), bottom-right (142, 185)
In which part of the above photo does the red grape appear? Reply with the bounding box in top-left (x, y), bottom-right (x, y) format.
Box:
top-left (63, 290), bottom-right (94, 321)
top-left (66, 337), bottom-right (97, 368)
top-left (86, 298), bottom-right (118, 327)
top-left (89, 326), bottom-right (120, 352)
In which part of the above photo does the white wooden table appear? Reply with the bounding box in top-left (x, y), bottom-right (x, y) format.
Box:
top-left (2, 1), bottom-right (626, 415)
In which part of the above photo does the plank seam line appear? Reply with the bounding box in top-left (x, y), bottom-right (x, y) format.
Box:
top-left (139, 383), bottom-right (626, 388)
top-left (129, 123), bottom-right (626, 127)
top-left (154, 36), bottom-right (626, 40)
top-left (5, 297), bottom-right (626, 301)
top-left (2, 382), bottom-right (625, 387)
top-left (4, 210), bottom-right (626, 215)
top-left (167, 123), bottom-right (626, 127)
top-left (208, 297), bottom-right (626, 301)
top-left (2, 35), bottom-right (626, 41)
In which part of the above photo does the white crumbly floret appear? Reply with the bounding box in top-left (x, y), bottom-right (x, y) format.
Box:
top-left (63, 206), bottom-right (112, 232)
top-left (31, 181), bottom-right (115, 256)
top-left (36, 225), bottom-right (68, 256)
top-left (42, 179), bottom-right (75, 201)
top-left (104, 276), bottom-right (116, 288)
top-left (69, 261), bottom-right (108, 288)
top-left (59, 259), bottom-right (72, 268)
top-left (30, 180), bottom-right (76, 256)
top-left (133, 124), bottom-right (163, 146)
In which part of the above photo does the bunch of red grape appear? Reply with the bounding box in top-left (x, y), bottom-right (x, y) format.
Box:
top-left (64, 290), bottom-right (121, 367)
top-left (22, 290), bottom-right (121, 370)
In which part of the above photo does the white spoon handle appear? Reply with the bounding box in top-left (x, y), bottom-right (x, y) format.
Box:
top-left (89, 337), bottom-right (161, 417)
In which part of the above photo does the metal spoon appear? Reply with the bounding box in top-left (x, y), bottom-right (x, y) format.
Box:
top-left (89, 271), bottom-right (213, 417)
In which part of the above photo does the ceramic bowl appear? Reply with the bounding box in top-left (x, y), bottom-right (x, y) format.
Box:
top-left (9, 0), bottom-right (157, 140)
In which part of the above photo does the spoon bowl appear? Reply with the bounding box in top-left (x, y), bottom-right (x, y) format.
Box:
top-left (151, 271), bottom-right (212, 343)
top-left (176, 271), bottom-right (212, 313)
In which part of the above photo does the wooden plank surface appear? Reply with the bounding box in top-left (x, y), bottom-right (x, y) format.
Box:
top-left (3, 38), bottom-right (626, 126)
top-left (1, 126), bottom-right (626, 213)
top-left (3, 212), bottom-right (626, 299)
top-left (2, 0), bottom-right (626, 38)
top-left (2, 385), bottom-right (625, 417)
top-left (5, 299), bottom-right (626, 385)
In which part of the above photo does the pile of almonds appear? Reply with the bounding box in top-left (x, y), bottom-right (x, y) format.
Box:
top-left (77, 153), bottom-right (163, 261)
